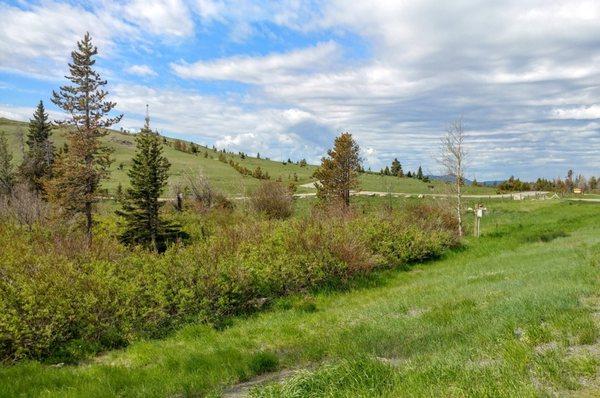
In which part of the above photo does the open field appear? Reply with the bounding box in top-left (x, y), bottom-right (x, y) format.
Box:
top-left (1, 200), bottom-right (598, 397)
top-left (0, 117), bottom-right (496, 196)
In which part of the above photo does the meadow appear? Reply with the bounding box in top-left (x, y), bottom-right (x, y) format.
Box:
top-left (0, 117), bottom-right (496, 196)
top-left (0, 199), bottom-right (598, 397)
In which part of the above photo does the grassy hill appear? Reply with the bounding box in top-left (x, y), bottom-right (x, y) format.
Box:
top-left (0, 117), bottom-right (495, 196)
top-left (1, 200), bottom-right (598, 396)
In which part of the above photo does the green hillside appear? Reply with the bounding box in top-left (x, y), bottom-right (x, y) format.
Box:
top-left (0, 117), bottom-right (316, 195)
top-left (0, 117), bottom-right (495, 196)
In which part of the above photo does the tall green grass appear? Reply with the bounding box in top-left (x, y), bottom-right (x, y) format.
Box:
top-left (0, 201), bottom-right (598, 397)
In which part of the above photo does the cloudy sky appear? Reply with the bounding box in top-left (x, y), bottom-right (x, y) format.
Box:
top-left (0, 0), bottom-right (599, 180)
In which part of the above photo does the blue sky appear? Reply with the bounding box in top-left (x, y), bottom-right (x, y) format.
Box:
top-left (0, 0), bottom-right (599, 180)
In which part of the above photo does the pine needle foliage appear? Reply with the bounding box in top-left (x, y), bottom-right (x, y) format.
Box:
top-left (313, 132), bottom-right (361, 206)
top-left (20, 101), bottom-right (54, 192)
top-left (46, 32), bottom-right (122, 243)
top-left (117, 113), bottom-right (184, 253)
top-left (390, 158), bottom-right (403, 177)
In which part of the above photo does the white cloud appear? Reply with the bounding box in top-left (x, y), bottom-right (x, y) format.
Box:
top-left (126, 64), bottom-right (158, 77)
top-left (0, 104), bottom-right (65, 122)
top-left (2, 0), bottom-right (600, 179)
top-left (0, 0), bottom-right (193, 78)
top-left (171, 41), bottom-right (340, 84)
top-left (193, 0), bottom-right (321, 40)
top-left (110, 83), bottom-right (333, 162)
top-left (551, 105), bottom-right (600, 120)
top-left (0, 2), bottom-right (134, 78)
top-left (123, 0), bottom-right (194, 37)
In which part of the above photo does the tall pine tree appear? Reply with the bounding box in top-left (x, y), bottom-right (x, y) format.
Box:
top-left (46, 32), bottom-right (122, 244)
top-left (390, 158), bottom-right (403, 177)
top-left (20, 100), bottom-right (54, 192)
top-left (313, 132), bottom-right (361, 206)
top-left (0, 131), bottom-right (14, 196)
top-left (117, 109), bottom-right (183, 252)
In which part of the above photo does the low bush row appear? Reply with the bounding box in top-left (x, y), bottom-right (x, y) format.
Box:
top-left (0, 202), bottom-right (458, 363)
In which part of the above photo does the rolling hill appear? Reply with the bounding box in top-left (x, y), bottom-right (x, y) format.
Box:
top-left (0, 117), bottom-right (495, 196)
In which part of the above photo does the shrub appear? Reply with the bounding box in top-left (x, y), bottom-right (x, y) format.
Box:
top-left (0, 183), bottom-right (50, 230)
top-left (250, 181), bottom-right (293, 219)
top-left (0, 201), bottom-right (458, 363)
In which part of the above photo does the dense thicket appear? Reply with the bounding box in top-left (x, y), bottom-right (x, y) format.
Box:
top-left (0, 202), bottom-right (457, 363)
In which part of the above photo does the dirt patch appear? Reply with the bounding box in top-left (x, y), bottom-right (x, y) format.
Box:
top-left (222, 369), bottom-right (300, 398)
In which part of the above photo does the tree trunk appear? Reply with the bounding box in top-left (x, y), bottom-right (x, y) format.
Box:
top-left (456, 180), bottom-right (463, 237)
top-left (85, 200), bottom-right (93, 246)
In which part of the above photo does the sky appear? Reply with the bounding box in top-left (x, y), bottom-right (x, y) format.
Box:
top-left (0, 0), bottom-right (599, 180)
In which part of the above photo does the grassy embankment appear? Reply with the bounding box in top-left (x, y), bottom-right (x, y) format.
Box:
top-left (1, 200), bottom-right (598, 397)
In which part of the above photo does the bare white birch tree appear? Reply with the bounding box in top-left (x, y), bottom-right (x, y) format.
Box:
top-left (440, 118), bottom-right (467, 237)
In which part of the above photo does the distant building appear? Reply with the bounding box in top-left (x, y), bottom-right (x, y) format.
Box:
top-left (573, 188), bottom-right (583, 194)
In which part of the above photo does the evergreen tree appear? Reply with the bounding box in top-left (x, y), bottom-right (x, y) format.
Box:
top-left (406, 171), bottom-right (412, 178)
top-left (117, 110), bottom-right (183, 252)
top-left (384, 166), bottom-right (391, 175)
top-left (566, 169), bottom-right (574, 191)
top-left (313, 132), bottom-right (361, 206)
top-left (46, 33), bottom-right (122, 244)
top-left (20, 100), bottom-right (54, 192)
top-left (589, 176), bottom-right (598, 190)
top-left (0, 131), bottom-right (14, 196)
top-left (390, 158), bottom-right (403, 177)
top-left (416, 165), bottom-right (424, 180)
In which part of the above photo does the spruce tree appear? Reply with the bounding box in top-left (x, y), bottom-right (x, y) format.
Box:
top-left (0, 131), bottom-right (14, 196)
top-left (313, 132), bottom-right (361, 206)
top-left (20, 100), bottom-right (54, 192)
top-left (390, 158), bottom-right (403, 177)
top-left (117, 110), bottom-right (183, 252)
top-left (46, 32), bottom-right (122, 244)
top-left (416, 165), bottom-right (424, 180)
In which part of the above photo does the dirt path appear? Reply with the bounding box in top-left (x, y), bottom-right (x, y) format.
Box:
top-left (292, 190), bottom-right (548, 199)
top-left (221, 369), bottom-right (303, 397)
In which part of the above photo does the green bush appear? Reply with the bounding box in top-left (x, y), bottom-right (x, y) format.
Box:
top-left (0, 202), bottom-right (458, 363)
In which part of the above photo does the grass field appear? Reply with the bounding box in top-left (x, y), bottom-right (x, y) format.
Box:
top-left (1, 199), bottom-right (598, 397)
top-left (1, 117), bottom-right (496, 196)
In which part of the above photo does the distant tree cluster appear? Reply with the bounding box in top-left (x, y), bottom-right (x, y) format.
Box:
top-left (497, 176), bottom-right (531, 192)
top-left (217, 152), bottom-right (272, 180)
top-left (497, 169), bottom-right (599, 194)
top-left (377, 158), bottom-right (430, 182)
